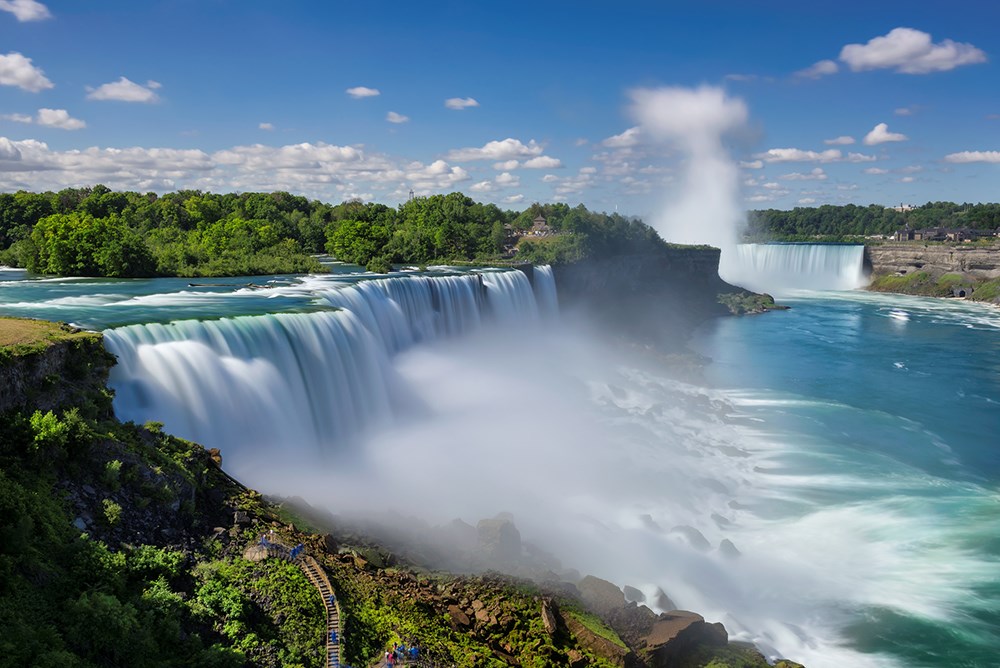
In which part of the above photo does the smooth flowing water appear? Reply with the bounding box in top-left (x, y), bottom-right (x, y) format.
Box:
top-left (1, 263), bottom-right (996, 668)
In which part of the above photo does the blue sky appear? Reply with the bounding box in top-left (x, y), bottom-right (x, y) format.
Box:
top-left (0, 0), bottom-right (998, 217)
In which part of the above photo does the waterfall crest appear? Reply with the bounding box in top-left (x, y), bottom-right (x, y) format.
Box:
top-left (720, 243), bottom-right (868, 294)
top-left (104, 270), bottom-right (547, 463)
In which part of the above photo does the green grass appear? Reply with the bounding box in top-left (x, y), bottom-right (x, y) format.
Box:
top-left (564, 609), bottom-right (628, 650)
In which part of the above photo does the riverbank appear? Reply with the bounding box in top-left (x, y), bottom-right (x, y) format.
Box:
top-left (864, 241), bottom-right (1000, 305)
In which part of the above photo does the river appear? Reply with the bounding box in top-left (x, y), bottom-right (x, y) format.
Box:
top-left (0, 260), bottom-right (996, 667)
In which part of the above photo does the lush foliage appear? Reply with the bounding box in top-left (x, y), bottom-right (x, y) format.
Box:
top-left (748, 202), bottom-right (1000, 240)
top-left (0, 186), bottom-right (670, 276)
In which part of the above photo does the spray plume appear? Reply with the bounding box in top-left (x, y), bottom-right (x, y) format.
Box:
top-left (628, 85), bottom-right (748, 251)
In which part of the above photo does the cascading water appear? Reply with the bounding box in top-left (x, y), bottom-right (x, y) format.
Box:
top-left (103, 270), bottom-right (544, 469)
top-left (720, 243), bottom-right (869, 294)
top-left (532, 265), bottom-right (559, 317)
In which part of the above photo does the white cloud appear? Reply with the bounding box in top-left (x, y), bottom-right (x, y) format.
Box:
top-left (574, 138), bottom-right (589, 147)
top-left (1, 109), bottom-right (85, 130)
top-left (864, 167), bottom-right (889, 174)
top-left (796, 59), bottom-right (839, 79)
top-left (780, 167), bottom-right (827, 181)
top-left (523, 155), bottom-right (562, 169)
top-left (36, 108), bottom-right (85, 130)
top-left (469, 180), bottom-right (493, 193)
top-left (846, 152), bottom-right (877, 162)
top-left (739, 159), bottom-right (763, 169)
top-left (840, 27), bottom-right (987, 74)
top-left (259, 122), bottom-right (274, 131)
top-left (601, 126), bottom-right (641, 148)
top-left (445, 138), bottom-right (542, 162)
top-left (898, 176), bottom-right (915, 183)
top-left (0, 0), bottom-right (50, 21)
top-left (346, 86), bottom-right (380, 98)
top-left (579, 166), bottom-right (597, 175)
top-left (944, 151), bottom-right (1000, 163)
top-left (541, 174), bottom-right (559, 183)
top-left (386, 111), bottom-right (409, 124)
top-left (757, 148), bottom-right (842, 163)
top-left (0, 52), bottom-right (53, 92)
top-left (863, 122), bottom-right (908, 145)
top-left (503, 194), bottom-right (524, 204)
top-left (493, 160), bottom-right (519, 170)
top-left (87, 77), bottom-right (161, 103)
top-left (899, 165), bottom-right (923, 174)
top-left (824, 135), bottom-right (855, 145)
top-left (0, 137), bottom-right (22, 160)
top-left (894, 106), bottom-right (919, 116)
top-left (444, 97), bottom-right (479, 110)
top-left (762, 181), bottom-right (783, 190)
top-left (798, 198), bottom-right (817, 205)
top-left (494, 172), bottom-right (519, 186)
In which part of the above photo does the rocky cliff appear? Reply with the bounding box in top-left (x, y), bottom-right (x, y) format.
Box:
top-left (552, 247), bottom-right (741, 348)
top-left (865, 242), bottom-right (1000, 280)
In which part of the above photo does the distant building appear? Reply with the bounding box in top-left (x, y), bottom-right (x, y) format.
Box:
top-left (895, 226), bottom-right (986, 242)
top-left (891, 203), bottom-right (915, 212)
top-left (530, 214), bottom-right (551, 235)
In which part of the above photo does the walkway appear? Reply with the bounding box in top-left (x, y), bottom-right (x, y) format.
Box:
top-left (253, 537), bottom-right (342, 668)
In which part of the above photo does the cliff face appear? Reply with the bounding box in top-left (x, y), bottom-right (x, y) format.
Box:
top-left (0, 320), bottom-right (115, 415)
top-left (865, 243), bottom-right (1000, 280)
top-left (552, 248), bottom-right (737, 348)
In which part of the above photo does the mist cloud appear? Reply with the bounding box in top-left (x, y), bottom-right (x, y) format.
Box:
top-left (628, 85), bottom-right (749, 250)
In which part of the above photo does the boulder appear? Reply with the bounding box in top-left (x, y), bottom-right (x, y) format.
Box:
top-left (577, 575), bottom-right (626, 616)
top-left (652, 587), bottom-right (676, 612)
top-left (541, 598), bottom-right (559, 635)
top-left (447, 604), bottom-right (471, 629)
top-left (643, 610), bottom-right (727, 666)
top-left (476, 516), bottom-right (522, 564)
top-left (623, 585), bottom-right (646, 603)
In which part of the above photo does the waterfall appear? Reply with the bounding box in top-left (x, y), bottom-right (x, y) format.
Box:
top-left (103, 270), bottom-right (546, 466)
top-left (719, 243), bottom-right (868, 294)
top-left (532, 265), bottom-right (559, 318)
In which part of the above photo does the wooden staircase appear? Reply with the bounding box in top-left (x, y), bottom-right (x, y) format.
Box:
top-left (296, 553), bottom-right (343, 668)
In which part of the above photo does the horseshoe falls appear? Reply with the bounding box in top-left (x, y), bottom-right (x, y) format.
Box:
top-left (720, 243), bottom-right (869, 294)
top-left (2, 263), bottom-right (998, 668)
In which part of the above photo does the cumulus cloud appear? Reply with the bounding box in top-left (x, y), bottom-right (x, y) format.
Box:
top-left (824, 135), bottom-right (855, 145)
top-left (798, 198), bottom-right (817, 205)
top-left (541, 174), bottom-right (559, 183)
top-left (493, 160), bottom-right (519, 171)
top-left (796, 59), bottom-right (839, 79)
top-left (0, 52), bottom-right (53, 92)
top-left (503, 194), bottom-right (524, 204)
top-left (780, 167), bottom-right (827, 181)
top-left (87, 77), bottom-right (161, 102)
top-left (444, 97), bottom-right (479, 110)
top-left (944, 151), bottom-right (1000, 163)
top-left (2, 109), bottom-right (85, 130)
top-left (522, 155), bottom-right (562, 169)
top-left (445, 138), bottom-right (542, 162)
top-left (0, 0), bottom-right (49, 21)
top-left (846, 152), bottom-right (877, 162)
top-left (863, 122), bottom-right (908, 145)
top-left (494, 172), bottom-right (519, 186)
top-left (386, 111), bottom-right (409, 124)
top-left (346, 86), bottom-right (380, 98)
top-left (864, 167), bottom-right (889, 174)
top-left (36, 108), bottom-right (86, 130)
top-left (0, 137), bottom-right (22, 160)
top-left (259, 122), bottom-right (274, 131)
top-left (601, 126), bottom-right (641, 148)
top-left (757, 148), bottom-right (843, 163)
top-left (469, 180), bottom-right (493, 193)
top-left (739, 159), bottom-right (763, 169)
top-left (840, 27), bottom-right (987, 74)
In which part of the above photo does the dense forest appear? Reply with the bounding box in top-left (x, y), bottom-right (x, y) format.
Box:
top-left (0, 187), bottom-right (661, 277)
top-left (747, 202), bottom-right (1000, 241)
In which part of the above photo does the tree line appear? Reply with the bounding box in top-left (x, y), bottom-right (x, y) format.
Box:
top-left (0, 186), bottom-right (664, 277)
top-left (747, 202), bottom-right (1000, 241)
